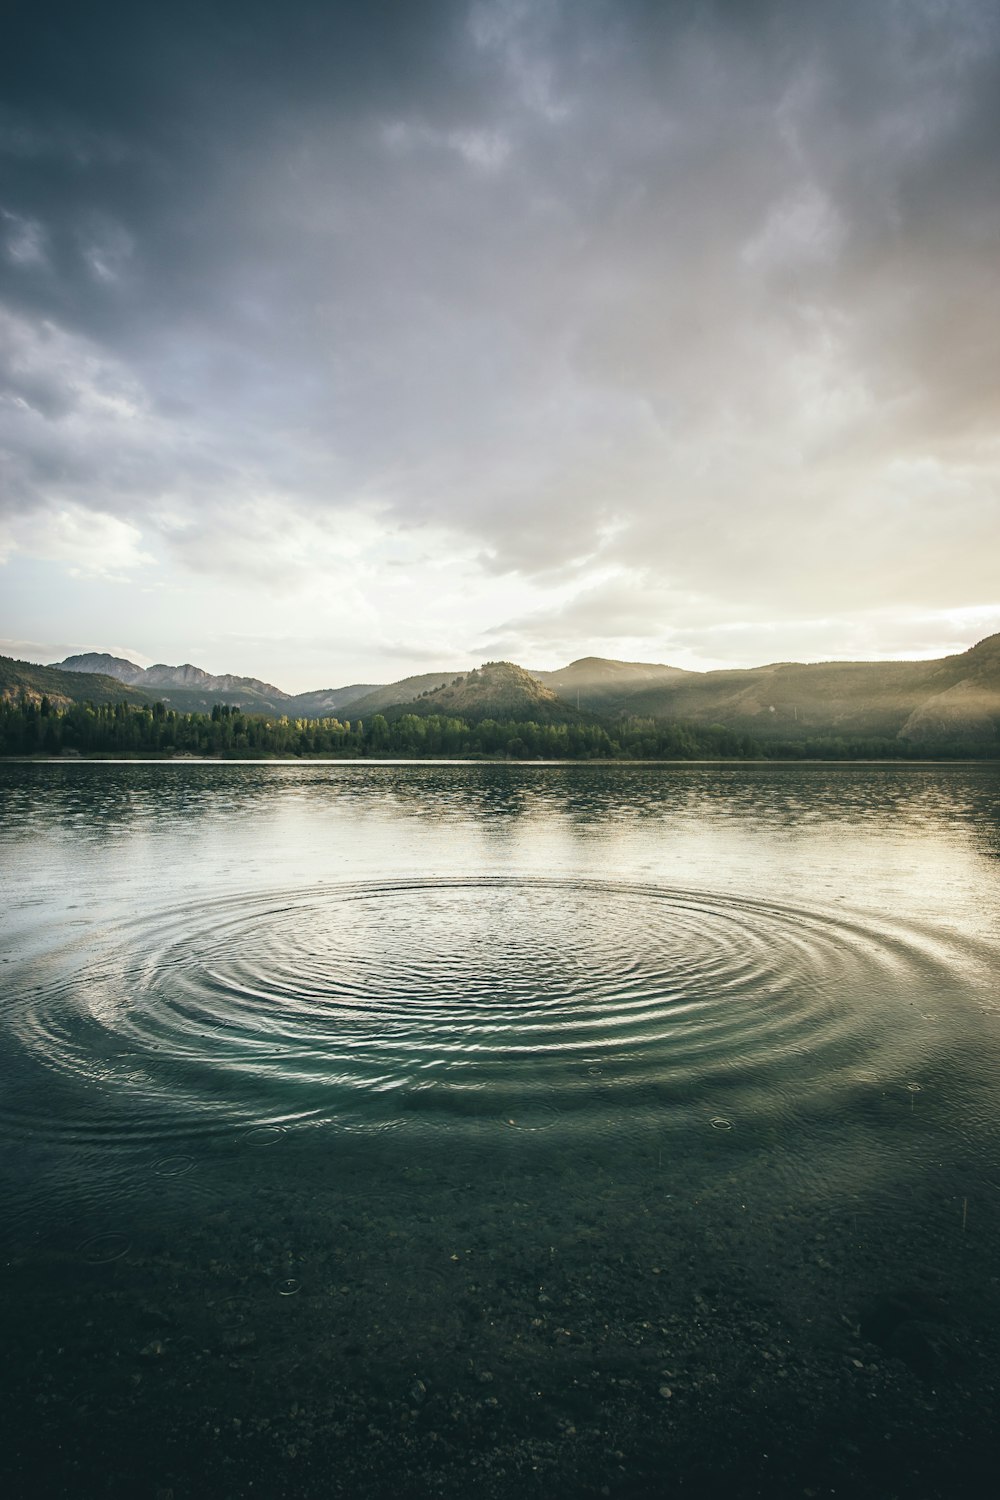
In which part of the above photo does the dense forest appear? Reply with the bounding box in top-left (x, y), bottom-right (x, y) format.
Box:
top-left (0, 695), bottom-right (994, 760)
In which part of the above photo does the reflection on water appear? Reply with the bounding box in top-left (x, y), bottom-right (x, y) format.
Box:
top-left (1, 762), bottom-right (999, 1498)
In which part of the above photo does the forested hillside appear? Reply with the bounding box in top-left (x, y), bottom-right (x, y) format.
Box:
top-left (1, 697), bottom-right (994, 761)
top-left (0, 656), bottom-right (151, 709)
top-left (5, 634), bottom-right (998, 753)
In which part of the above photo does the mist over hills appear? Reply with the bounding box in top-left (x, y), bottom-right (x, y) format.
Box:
top-left (0, 635), bottom-right (996, 750)
top-left (538, 637), bottom-right (1000, 745)
top-left (330, 640), bottom-right (1000, 744)
top-left (533, 657), bottom-right (694, 712)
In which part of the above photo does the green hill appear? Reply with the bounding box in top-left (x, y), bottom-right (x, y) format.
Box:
top-left (604, 636), bottom-right (1000, 746)
top-left (338, 670), bottom-right (469, 720)
top-left (12, 633), bottom-right (1000, 751)
top-left (0, 656), bottom-right (153, 709)
top-left (381, 661), bottom-right (591, 726)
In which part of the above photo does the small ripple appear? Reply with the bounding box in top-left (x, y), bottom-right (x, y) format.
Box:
top-left (244, 1126), bottom-right (286, 1146)
top-left (153, 1155), bottom-right (195, 1176)
top-left (78, 1231), bottom-right (130, 1264)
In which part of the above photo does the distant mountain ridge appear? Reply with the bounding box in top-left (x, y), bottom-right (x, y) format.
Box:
top-left (12, 633), bottom-right (998, 747)
top-left (55, 652), bottom-right (149, 687)
top-left (50, 653), bottom-right (381, 718)
top-left (0, 656), bottom-right (153, 709)
top-left (55, 652), bottom-right (290, 700)
top-left (579, 634), bottom-right (1000, 744)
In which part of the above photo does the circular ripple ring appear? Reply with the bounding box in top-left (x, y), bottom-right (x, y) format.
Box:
top-left (1, 877), bottom-right (960, 1145)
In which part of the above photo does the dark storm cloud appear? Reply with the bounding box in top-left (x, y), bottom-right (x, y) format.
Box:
top-left (2, 0), bottom-right (998, 641)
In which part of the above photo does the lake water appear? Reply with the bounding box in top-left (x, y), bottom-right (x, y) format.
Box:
top-left (2, 761), bottom-right (999, 1498)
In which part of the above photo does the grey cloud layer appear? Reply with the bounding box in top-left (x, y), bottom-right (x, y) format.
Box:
top-left (2, 0), bottom-right (998, 641)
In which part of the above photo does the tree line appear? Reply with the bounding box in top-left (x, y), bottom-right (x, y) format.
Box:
top-left (0, 695), bottom-right (993, 760)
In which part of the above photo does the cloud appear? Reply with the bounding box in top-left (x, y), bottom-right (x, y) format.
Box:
top-left (1, 207), bottom-right (49, 267)
top-left (483, 576), bottom-right (1000, 672)
top-left (0, 503), bottom-right (154, 578)
top-left (1, 0), bottom-right (998, 677)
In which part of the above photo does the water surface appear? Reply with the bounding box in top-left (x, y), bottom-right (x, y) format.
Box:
top-left (2, 762), bottom-right (999, 1498)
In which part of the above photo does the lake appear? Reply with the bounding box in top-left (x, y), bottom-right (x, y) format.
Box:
top-left (2, 761), bottom-right (999, 1498)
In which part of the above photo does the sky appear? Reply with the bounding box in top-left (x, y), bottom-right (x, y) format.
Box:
top-left (1, 0), bottom-right (999, 692)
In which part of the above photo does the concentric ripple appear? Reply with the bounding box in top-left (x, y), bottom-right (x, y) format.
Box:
top-left (0, 878), bottom-right (966, 1147)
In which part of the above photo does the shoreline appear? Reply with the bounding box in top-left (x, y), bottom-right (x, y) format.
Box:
top-left (3, 755), bottom-right (997, 767)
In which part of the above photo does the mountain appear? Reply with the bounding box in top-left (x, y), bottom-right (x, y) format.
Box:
top-left (53, 654), bottom-right (292, 715)
top-left (48, 652), bottom-right (390, 718)
top-left (533, 656), bottom-right (692, 712)
top-left (340, 639), bottom-right (1000, 746)
top-left (591, 635), bottom-right (1000, 745)
top-left (897, 633), bottom-right (1000, 742)
top-left (378, 661), bottom-right (591, 726)
top-left (23, 634), bottom-right (1000, 748)
top-left (54, 652), bottom-right (147, 685)
top-left (337, 671), bottom-right (469, 719)
top-left (284, 685), bottom-right (382, 717)
top-left (1, 656), bottom-right (153, 709)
